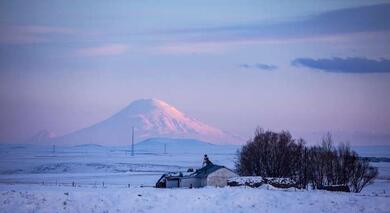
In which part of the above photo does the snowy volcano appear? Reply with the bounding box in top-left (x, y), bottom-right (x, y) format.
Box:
top-left (53, 99), bottom-right (241, 145)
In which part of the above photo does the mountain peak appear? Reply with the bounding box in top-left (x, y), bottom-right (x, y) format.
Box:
top-left (127, 98), bottom-right (174, 110)
top-left (53, 98), bottom-right (242, 145)
top-left (121, 98), bottom-right (184, 118)
top-left (130, 98), bottom-right (167, 107)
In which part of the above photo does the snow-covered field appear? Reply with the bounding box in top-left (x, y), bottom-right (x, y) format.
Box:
top-left (0, 144), bottom-right (390, 212)
top-left (0, 143), bottom-right (237, 187)
top-left (1, 184), bottom-right (390, 213)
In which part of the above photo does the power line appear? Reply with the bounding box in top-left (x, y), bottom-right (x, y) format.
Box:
top-left (131, 126), bottom-right (134, 156)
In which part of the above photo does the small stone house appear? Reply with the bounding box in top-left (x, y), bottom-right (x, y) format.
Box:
top-left (156, 156), bottom-right (238, 188)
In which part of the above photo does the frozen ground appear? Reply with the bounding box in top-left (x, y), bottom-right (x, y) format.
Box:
top-left (0, 143), bottom-right (389, 212)
top-left (1, 183), bottom-right (389, 213)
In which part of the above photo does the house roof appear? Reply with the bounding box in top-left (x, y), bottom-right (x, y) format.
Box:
top-left (190, 163), bottom-right (225, 178)
top-left (156, 162), bottom-right (236, 187)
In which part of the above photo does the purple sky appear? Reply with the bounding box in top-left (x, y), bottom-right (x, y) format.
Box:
top-left (1, 0), bottom-right (390, 145)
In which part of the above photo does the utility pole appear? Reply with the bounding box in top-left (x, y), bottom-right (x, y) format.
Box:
top-left (164, 143), bottom-right (167, 154)
top-left (52, 145), bottom-right (56, 153)
top-left (131, 126), bottom-right (134, 156)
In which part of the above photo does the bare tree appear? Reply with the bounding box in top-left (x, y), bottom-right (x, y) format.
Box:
top-left (236, 128), bottom-right (379, 192)
top-left (349, 158), bottom-right (378, 192)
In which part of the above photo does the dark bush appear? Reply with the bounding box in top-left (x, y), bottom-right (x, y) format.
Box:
top-left (235, 128), bottom-right (302, 178)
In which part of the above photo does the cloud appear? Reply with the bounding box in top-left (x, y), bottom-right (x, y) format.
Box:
top-left (4, 4), bottom-right (388, 48)
top-left (0, 25), bottom-right (75, 44)
top-left (147, 3), bottom-right (390, 44)
top-left (73, 44), bottom-right (128, 57)
top-left (13, 26), bottom-right (75, 34)
top-left (152, 42), bottom-right (226, 54)
top-left (292, 57), bottom-right (390, 73)
top-left (240, 63), bottom-right (277, 71)
top-left (146, 3), bottom-right (390, 55)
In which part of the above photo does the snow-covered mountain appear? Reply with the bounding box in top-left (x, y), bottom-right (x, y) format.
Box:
top-left (52, 99), bottom-right (242, 145)
top-left (28, 130), bottom-right (57, 143)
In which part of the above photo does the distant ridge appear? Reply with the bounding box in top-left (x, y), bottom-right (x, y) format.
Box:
top-left (73, 144), bottom-right (104, 148)
top-left (136, 137), bottom-right (215, 146)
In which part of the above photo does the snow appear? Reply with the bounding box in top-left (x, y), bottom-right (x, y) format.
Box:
top-left (228, 176), bottom-right (263, 185)
top-left (29, 130), bottom-right (57, 143)
top-left (0, 144), bottom-right (389, 212)
top-left (265, 177), bottom-right (296, 185)
top-left (52, 99), bottom-right (242, 145)
top-left (227, 177), bottom-right (297, 188)
top-left (0, 143), bottom-right (238, 186)
top-left (1, 184), bottom-right (389, 213)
